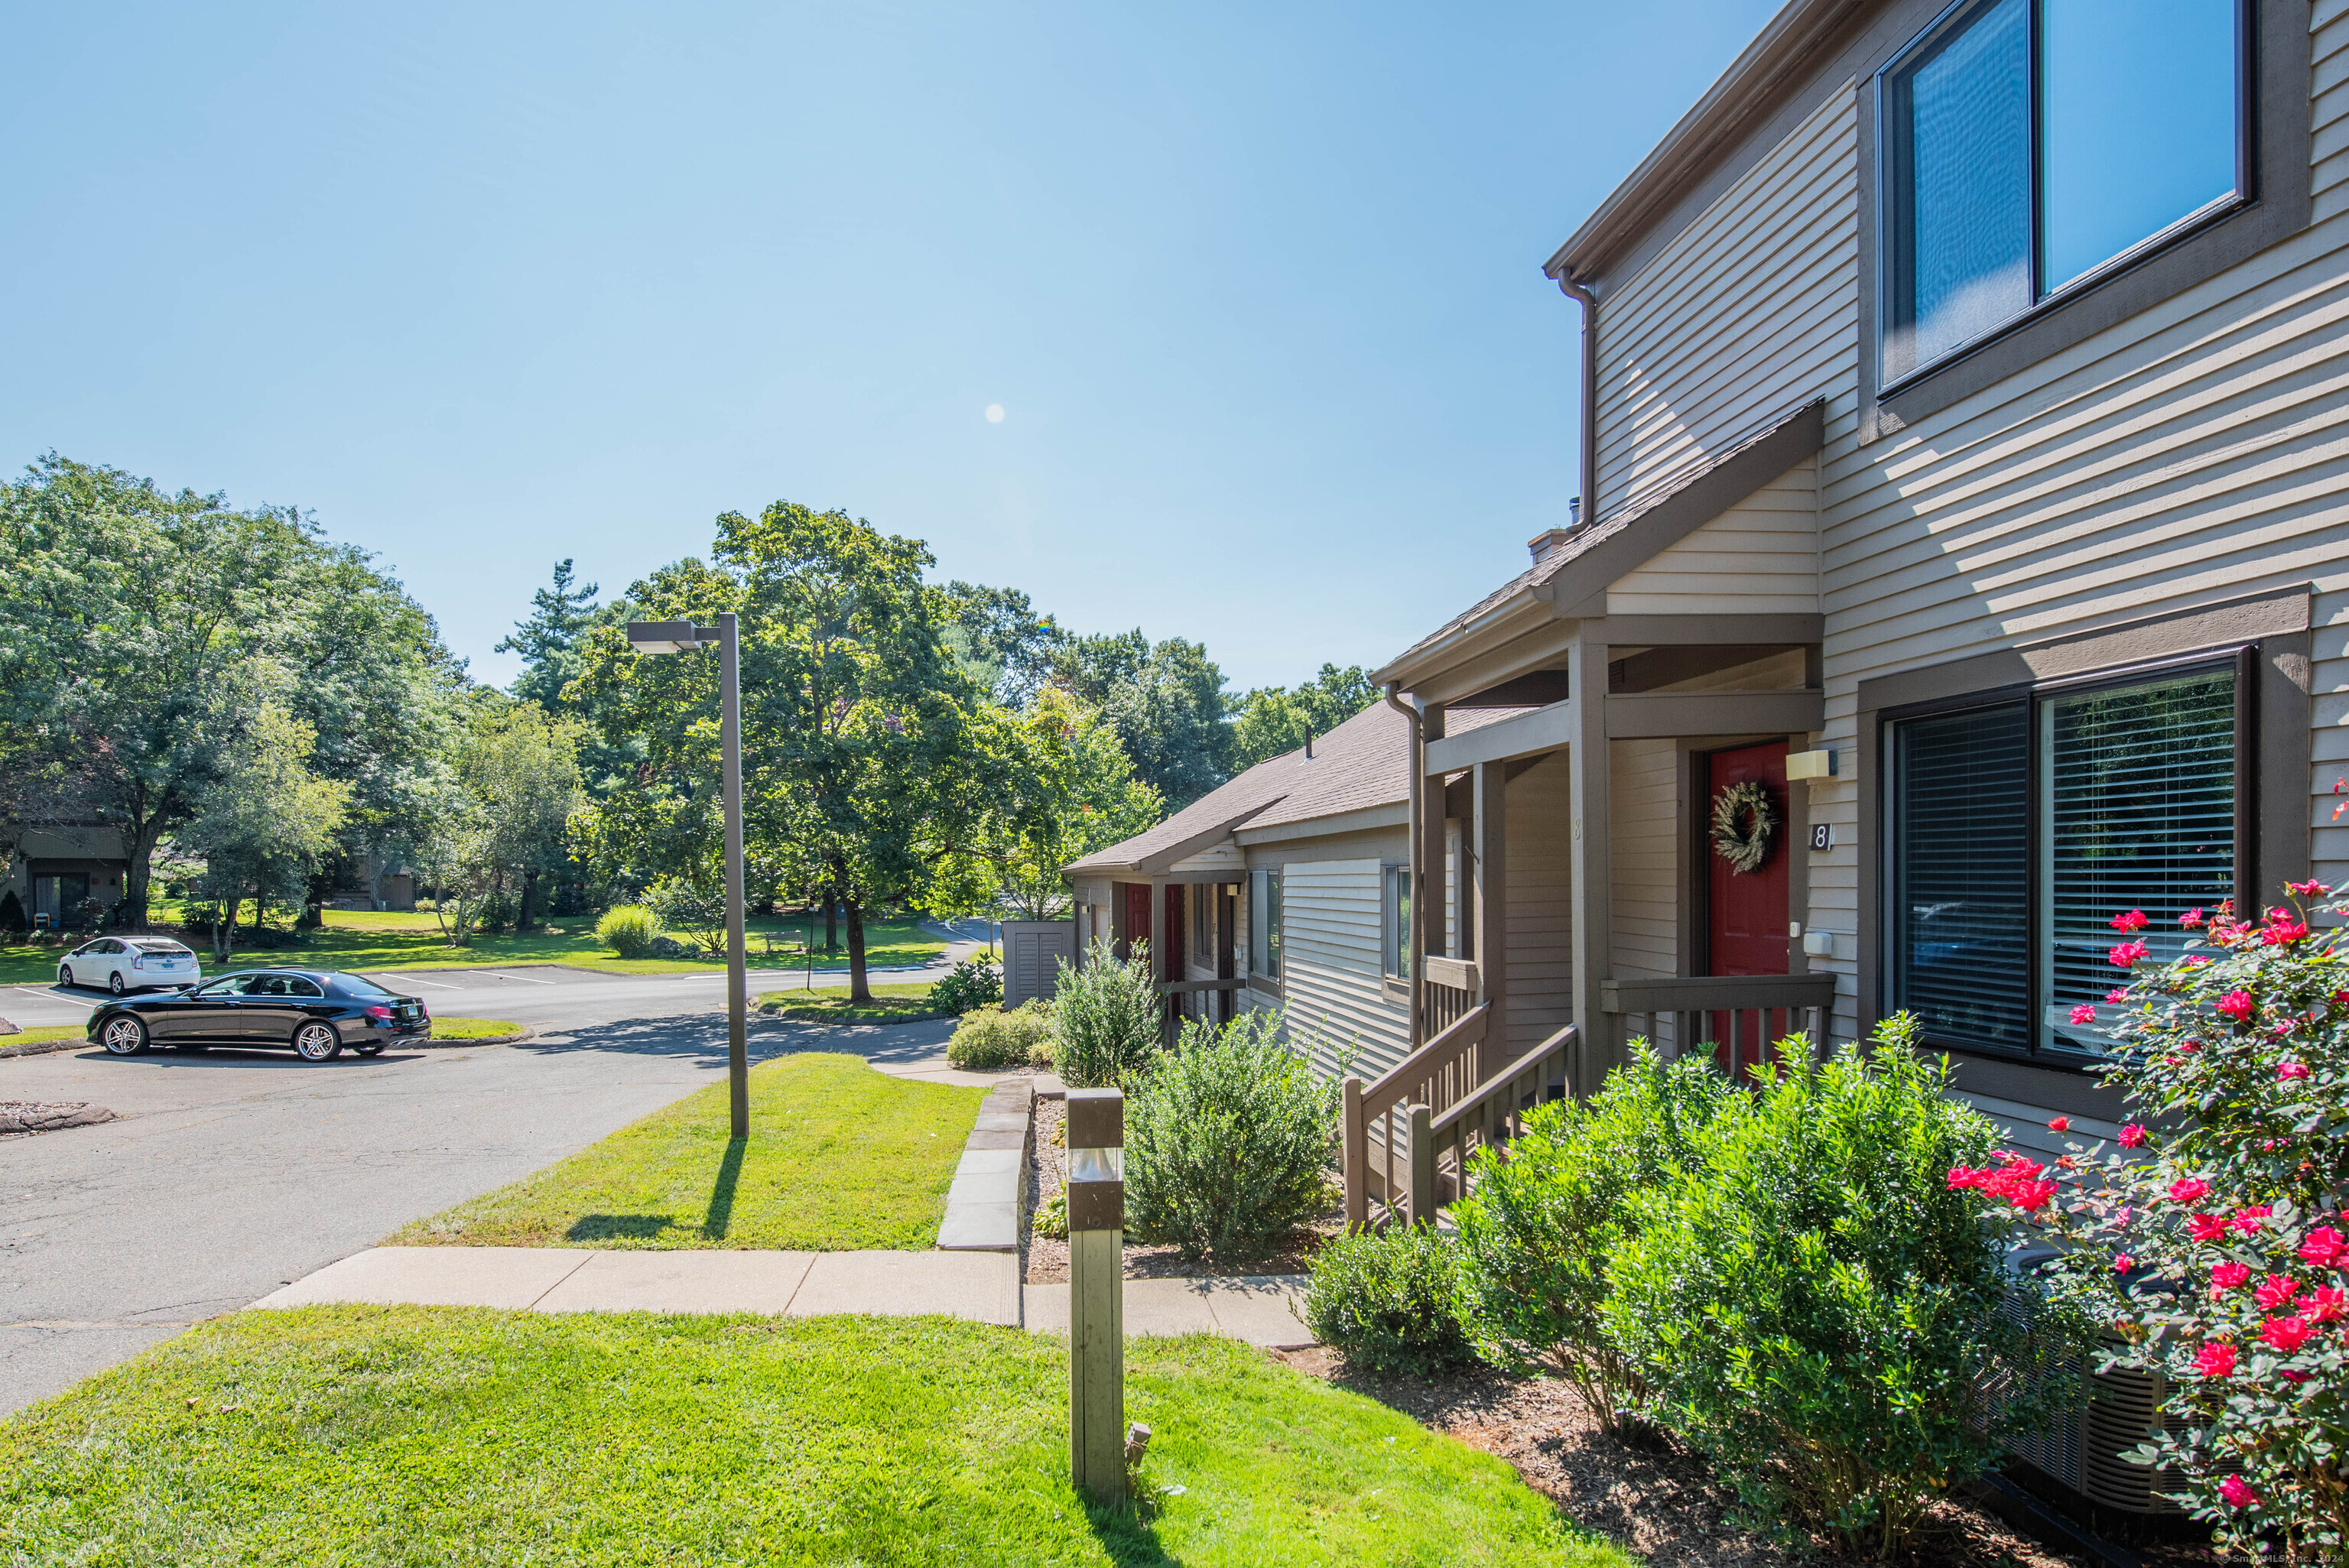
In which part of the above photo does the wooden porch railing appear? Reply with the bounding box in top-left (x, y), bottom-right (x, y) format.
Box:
top-left (1418, 1021), bottom-right (1577, 1215)
top-left (1421, 956), bottom-right (1477, 1041)
top-left (1341, 1002), bottom-right (1490, 1229)
top-left (1600, 973), bottom-right (1837, 1078)
top-left (1158, 976), bottom-right (1244, 1032)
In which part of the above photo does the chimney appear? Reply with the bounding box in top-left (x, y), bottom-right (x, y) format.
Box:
top-left (1304, 728), bottom-right (1314, 759)
top-left (1525, 499), bottom-right (1584, 567)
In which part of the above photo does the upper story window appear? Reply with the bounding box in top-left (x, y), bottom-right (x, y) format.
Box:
top-left (1879, 0), bottom-right (2247, 385)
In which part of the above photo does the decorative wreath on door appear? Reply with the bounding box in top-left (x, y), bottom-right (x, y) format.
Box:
top-left (1709, 781), bottom-right (1779, 875)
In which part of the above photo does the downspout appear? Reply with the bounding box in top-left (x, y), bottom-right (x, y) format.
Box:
top-left (1382, 680), bottom-right (1424, 1047)
top-left (1555, 271), bottom-right (1598, 531)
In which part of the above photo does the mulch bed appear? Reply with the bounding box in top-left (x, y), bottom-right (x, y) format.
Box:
top-left (1271, 1347), bottom-right (2229, 1568)
top-left (1020, 1094), bottom-right (1338, 1283)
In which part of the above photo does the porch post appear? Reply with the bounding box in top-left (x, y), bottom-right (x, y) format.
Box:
top-left (1471, 759), bottom-right (1507, 1073)
top-left (1148, 881), bottom-right (1168, 1034)
top-left (1567, 626), bottom-right (1613, 1092)
top-left (1412, 701), bottom-right (1447, 1047)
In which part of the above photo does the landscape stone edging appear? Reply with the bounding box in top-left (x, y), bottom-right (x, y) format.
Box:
top-left (936, 1076), bottom-right (1034, 1252)
top-left (409, 1024), bottom-right (538, 1049)
top-left (0, 1037), bottom-right (88, 1061)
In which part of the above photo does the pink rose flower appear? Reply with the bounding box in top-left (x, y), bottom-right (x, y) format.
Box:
top-left (2189, 1213), bottom-right (2230, 1243)
top-left (2264, 917), bottom-right (2310, 946)
top-left (2211, 1261), bottom-right (2253, 1294)
top-left (2068, 1005), bottom-right (2096, 1025)
top-left (2219, 1474), bottom-right (2260, 1509)
top-left (2217, 990), bottom-right (2256, 1022)
top-left (2299, 1286), bottom-right (2347, 1324)
top-left (2110, 909), bottom-right (2149, 933)
top-left (2195, 1342), bottom-right (2239, 1378)
top-left (2180, 907), bottom-right (2206, 928)
top-left (2169, 1177), bottom-right (2211, 1204)
top-left (2104, 987), bottom-right (2130, 1004)
top-left (2109, 940), bottom-right (2149, 967)
top-left (2233, 1206), bottom-right (2273, 1234)
top-left (2118, 1124), bottom-right (2147, 1148)
top-left (2286, 878), bottom-right (2327, 897)
top-left (2048, 1115), bottom-right (2071, 1132)
top-left (2255, 1274), bottom-right (2299, 1310)
top-left (2279, 1061), bottom-right (2310, 1081)
top-left (2113, 1254), bottom-right (2133, 1274)
top-left (2260, 1315), bottom-right (2312, 1353)
top-left (2301, 1228), bottom-right (2347, 1268)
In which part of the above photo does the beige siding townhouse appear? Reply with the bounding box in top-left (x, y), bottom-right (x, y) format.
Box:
top-left (1063, 700), bottom-right (1535, 1083)
top-left (1364, 0), bottom-right (2344, 1213)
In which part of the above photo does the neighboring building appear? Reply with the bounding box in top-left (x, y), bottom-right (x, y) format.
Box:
top-left (1372, 0), bottom-right (2340, 1175)
top-left (0, 823), bottom-right (130, 930)
top-left (1064, 700), bottom-right (1534, 1082)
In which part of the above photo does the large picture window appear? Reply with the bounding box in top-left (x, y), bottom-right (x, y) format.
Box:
top-left (1879, 0), bottom-right (2247, 385)
top-left (1886, 661), bottom-right (2239, 1063)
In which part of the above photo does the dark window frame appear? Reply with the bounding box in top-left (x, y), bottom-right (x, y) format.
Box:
top-left (1878, 644), bottom-right (2252, 1066)
top-left (1873, 0), bottom-right (2256, 394)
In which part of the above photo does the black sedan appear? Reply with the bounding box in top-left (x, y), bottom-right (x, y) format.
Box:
top-left (86, 969), bottom-right (432, 1061)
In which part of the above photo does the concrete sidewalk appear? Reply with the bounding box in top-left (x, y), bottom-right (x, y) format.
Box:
top-left (254, 1246), bottom-right (1024, 1326)
top-left (250, 1246), bottom-right (1315, 1346)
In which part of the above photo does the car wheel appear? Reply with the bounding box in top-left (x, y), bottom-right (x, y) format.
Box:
top-left (294, 1022), bottom-right (343, 1062)
top-left (100, 1016), bottom-right (147, 1056)
top-left (108, 972), bottom-right (125, 995)
top-left (58, 966), bottom-right (74, 989)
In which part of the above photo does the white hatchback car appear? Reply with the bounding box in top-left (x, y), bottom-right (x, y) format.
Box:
top-left (57, 937), bottom-right (203, 995)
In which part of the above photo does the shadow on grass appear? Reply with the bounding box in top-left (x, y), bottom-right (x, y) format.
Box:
top-left (702, 1137), bottom-right (746, 1240)
top-left (565, 1214), bottom-right (677, 1242)
top-left (508, 1011), bottom-right (959, 1075)
top-left (1086, 1498), bottom-right (1178, 1566)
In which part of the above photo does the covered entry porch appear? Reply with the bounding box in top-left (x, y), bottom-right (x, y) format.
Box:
top-left (1347, 613), bottom-right (1838, 1227)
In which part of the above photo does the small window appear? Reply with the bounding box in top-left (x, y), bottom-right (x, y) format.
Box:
top-left (1886, 661), bottom-right (2239, 1062)
top-left (1382, 865), bottom-right (1412, 979)
top-left (1880, 0), bottom-right (2245, 384)
top-left (1249, 869), bottom-right (1282, 980)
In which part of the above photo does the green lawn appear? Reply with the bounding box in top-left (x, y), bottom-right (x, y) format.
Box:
top-left (755, 980), bottom-right (950, 1025)
top-left (428, 1018), bottom-right (522, 1040)
top-left (388, 1052), bottom-right (980, 1251)
top-left (0, 1024), bottom-right (86, 1048)
top-left (0, 909), bottom-right (945, 985)
top-left (0, 1309), bottom-right (1629, 1567)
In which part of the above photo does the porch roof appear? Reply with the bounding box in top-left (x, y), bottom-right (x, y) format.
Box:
top-left (1064, 700), bottom-right (1537, 879)
top-left (1371, 397), bottom-right (1824, 689)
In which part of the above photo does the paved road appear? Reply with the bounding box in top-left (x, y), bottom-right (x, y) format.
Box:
top-left (0, 951), bottom-right (980, 1417)
top-left (0, 918), bottom-right (996, 1033)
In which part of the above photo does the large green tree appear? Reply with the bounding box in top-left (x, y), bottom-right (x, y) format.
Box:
top-left (574, 502), bottom-right (993, 1001)
top-left (0, 455), bottom-right (453, 923)
top-left (1050, 629), bottom-right (1230, 808)
top-left (180, 695), bottom-right (353, 963)
top-left (413, 696), bottom-right (586, 946)
top-left (496, 560), bottom-right (642, 797)
top-left (931, 688), bottom-right (1162, 921)
top-left (1230, 663), bottom-right (1379, 772)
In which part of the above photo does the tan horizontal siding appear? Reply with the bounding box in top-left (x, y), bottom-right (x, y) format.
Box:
top-left (1278, 859), bottom-right (1409, 1081)
top-left (1594, 86), bottom-right (1858, 518)
top-left (1608, 458), bottom-right (1821, 616)
top-left (1610, 736), bottom-right (1680, 1054)
top-left (1503, 754), bottom-right (1575, 1058)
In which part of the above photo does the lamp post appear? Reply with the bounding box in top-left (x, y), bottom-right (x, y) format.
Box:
top-left (1065, 1087), bottom-right (1127, 1502)
top-left (627, 615), bottom-right (749, 1139)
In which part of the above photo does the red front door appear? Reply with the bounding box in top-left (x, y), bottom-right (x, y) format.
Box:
top-left (1705, 741), bottom-right (1790, 1078)
top-left (1123, 883), bottom-right (1152, 963)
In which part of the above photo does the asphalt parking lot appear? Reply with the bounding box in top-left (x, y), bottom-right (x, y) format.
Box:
top-left (0, 936), bottom-right (985, 1417)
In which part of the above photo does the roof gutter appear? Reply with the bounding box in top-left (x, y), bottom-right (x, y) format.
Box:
top-left (1382, 680), bottom-right (1425, 1046)
top-left (1555, 271), bottom-right (1598, 541)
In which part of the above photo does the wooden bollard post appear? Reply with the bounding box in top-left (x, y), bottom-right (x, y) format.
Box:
top-left (1066, 1087), bottom-right (1126, 1503)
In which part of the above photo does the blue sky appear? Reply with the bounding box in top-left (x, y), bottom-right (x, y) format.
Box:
top-left (4, 1), bottom-right (1779, 693)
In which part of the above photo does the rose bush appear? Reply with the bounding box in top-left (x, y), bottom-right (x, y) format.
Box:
top-left (1961, 883), bottom-right (2349, 1564)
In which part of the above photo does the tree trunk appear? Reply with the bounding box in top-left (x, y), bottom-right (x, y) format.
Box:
top-left (215, 890), bottom-right (242, 965)
top-left (519, 870), bottom-right (538, 932)
top-left (125, 818), bottom-right (167, 930)
top-left (846, 894), bottom-right (871, 1003)
top-left (824, 894), bottom-right (838, 953)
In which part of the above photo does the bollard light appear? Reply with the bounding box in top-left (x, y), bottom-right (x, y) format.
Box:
top-left (1066, 1086), bottom-right (1126, 1503)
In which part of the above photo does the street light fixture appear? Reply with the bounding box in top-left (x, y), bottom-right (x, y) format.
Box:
top-left (626, 614), bottom-right (749, 1140)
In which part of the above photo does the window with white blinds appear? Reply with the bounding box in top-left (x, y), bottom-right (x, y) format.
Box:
top-left (1888, 662), bottom-right (2238, 1061)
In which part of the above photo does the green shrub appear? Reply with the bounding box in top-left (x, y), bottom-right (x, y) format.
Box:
top-left (1450, 1044), bottom-right (1729, 1431)
top-left (1032, 1193), bottom-right (1067, 1239)
top-left (1300, 1224), bottom-right (1477, 1377)
top-left (1125, 1009), bottom-right (1337, 1262)
top-left (1049, 939), bottom-right (1162, 1089)
top-left (946, 1002), bottom-right (1052, 1071)
top-left (645, 878), bottom-right (726, 954)
top-left (1603, 1019), bottom-right (2071, 1560)
top-left (930, 955), bottom-right (1002, 1016)
top-left (595, 904), bottom-right (660, 958)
